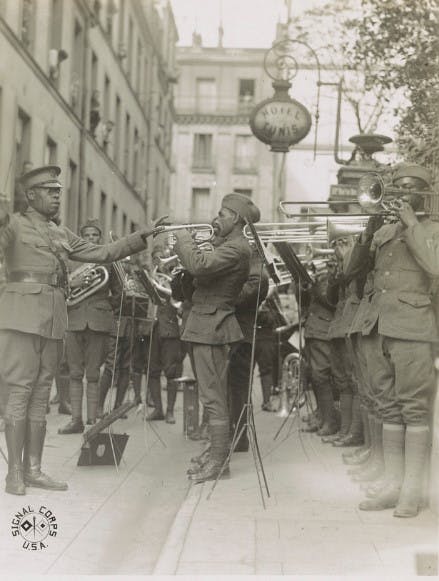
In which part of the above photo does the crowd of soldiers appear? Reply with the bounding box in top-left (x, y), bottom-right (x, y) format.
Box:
top-left (0, 162), bottom-right (437, 521)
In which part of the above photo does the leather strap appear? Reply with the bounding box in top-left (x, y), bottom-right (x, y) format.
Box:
top-left (9, 271), bottom-right (65, 287)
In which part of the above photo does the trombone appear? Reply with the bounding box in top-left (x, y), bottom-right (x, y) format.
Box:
top-left (243, 222), bottom-right (328, 244)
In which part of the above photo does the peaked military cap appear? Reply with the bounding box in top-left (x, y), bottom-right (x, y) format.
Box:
top-left (393, 164), bottom-right (432, 188)
top-left (18, 165), bottom-right (62, 190)
top-left (221, 193), bottom-right (261, 223)
top-left (80, 218), bottom-right (103, 236)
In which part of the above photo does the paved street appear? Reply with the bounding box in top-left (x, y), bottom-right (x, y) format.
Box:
top-left (1, 385), bottom-right (438, 577)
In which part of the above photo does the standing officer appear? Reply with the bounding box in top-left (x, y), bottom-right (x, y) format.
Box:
top-left (0, 165), bottom-right (163, 495)
top-left (173, 193), bottom-right (258, 483)
top-left (59, 219), bottom-right (114, 434)
top-left (347, 164), bottom-right (439, 517)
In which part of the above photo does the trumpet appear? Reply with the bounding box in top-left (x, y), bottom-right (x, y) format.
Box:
top-left (159, 224), bottom-right (215, 247)
top-left (303, 244), bottom-right (335, 261)
top-left (66, 263), bottom-right (109, 306)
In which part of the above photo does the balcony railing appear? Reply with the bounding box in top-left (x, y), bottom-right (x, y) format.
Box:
top-left (175, 96), bottom-right (255, 116)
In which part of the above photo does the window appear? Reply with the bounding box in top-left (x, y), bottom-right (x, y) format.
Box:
top-left (133, 128), bottom-right (139, 185)
top-left (15, 109), bottom-right (31, 181)
top-left (136, 39), bottom-right (142, 94)
top-left (66, 160), bottom-right (78, 231)
top-left (114, 95), bottom-right (121, 164)
top-left (49, 0), bottom-right (62, 50)
top-left (193, 134), bottom-right (213, 169)
top-left (111, 202), bottom-right (118, 233)
top-left (192, 188), bottom-right (210, 221)
top-left (44, 137), bottom-right (57, 165)
top-left (100, 191), bottom-right (107, 233)
top-left (127, 17), bottom-right (134, 79)
top-left (124, 112), bottom-right (130, 176)
top-left (130, 220), bottom-right (136, 234)
top-left (86, 178), bottom-right (94, 219)
top-left (233, 188), bottom-right (252, 197)
top-left (196, 78), bottom-right (216, 113)
top-left (234, 135), bottom-right (256, 171)
top-left (21, 0), bottom-right (35, 51)
top-left (71, 19), bottom-right (84, 115)
top-left (239, 79), bottom-right (255, 107)
top-left (122, 212), bottom-right (127, 236)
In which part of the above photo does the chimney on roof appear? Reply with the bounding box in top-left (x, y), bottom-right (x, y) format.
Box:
top-left (218, 21), bottom-right (224, 47)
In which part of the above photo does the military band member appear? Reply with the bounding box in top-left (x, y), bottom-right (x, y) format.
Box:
top-left (173, 193), bottom-right (257, 483)
top-left (302, 267), bottom-right (338, 436)
top-left (0, 165), bottom-right (162, 495)
top-left (346, 164), bottom-right (439, 517)
top-left (325, 231), bottom-right (363, 447)
top-left (58, 219), bottom-right (114, 434)
top-left (229, 229), bottom-right (267, 452)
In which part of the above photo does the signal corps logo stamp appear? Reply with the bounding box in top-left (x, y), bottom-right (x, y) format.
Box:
top-left (11, 505), bottom-right (58, 550)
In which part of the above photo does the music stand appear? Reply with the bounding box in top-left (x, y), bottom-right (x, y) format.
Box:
top-left (271, 242), bottom-right (314, 440)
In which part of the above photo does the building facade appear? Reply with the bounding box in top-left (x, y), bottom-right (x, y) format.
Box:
top-left (0, 0), bottom-right (178, 237)
top-left (170, 40), bottom-right (277, 223)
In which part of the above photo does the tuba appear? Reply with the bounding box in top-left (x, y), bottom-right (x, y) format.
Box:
top-left (66, 263), bottom-right (110, 306)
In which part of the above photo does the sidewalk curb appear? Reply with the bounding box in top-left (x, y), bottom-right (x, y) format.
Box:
top-left (153, 481), bottom-right (204, 575)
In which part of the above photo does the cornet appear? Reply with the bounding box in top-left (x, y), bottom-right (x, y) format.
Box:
top-left (159, 224), bottom-right (215, 247)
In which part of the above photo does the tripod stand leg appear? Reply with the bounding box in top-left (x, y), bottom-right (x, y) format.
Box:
top-left (248, 408), bottom-right (270, 497)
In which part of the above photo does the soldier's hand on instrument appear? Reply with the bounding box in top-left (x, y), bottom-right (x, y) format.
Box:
top-left (140, 215), bottom-right (169, 241)
top-left (396, 200), bottom-right (418, 228)
top-left (361, 215), bottom-right (384, 242)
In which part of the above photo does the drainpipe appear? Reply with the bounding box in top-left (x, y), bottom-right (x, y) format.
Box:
top-left (78, 6), bottom-right (92, 230)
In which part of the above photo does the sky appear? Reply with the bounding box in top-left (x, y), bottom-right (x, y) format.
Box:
top-left (169, 0), bottom-right (329, 48)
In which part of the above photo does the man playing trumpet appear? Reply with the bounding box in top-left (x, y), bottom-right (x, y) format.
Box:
top-left (0, 165), bottom-right (165, 495)
top-left (172, 193), bottom-right (259, 483)
top-left (346, 163), bottom-right (439, 517)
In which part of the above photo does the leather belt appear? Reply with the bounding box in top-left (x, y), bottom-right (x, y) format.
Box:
top-left (9, 271), bottom-right (65, 288)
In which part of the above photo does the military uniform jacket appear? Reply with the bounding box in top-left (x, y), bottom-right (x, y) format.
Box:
top-left (303, 274), bottom-right (335, 341)
top-left (67, 262), bottom-right (116, 334)
top-left (0, 208), bottom-right (146, 340)
top-left (345, 220), bottom-right (439, 342)
top-left (174, 229), bottom-right (251, 345)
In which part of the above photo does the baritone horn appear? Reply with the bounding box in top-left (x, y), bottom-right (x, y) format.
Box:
top-left (66, 263), bottom-right (110, 306)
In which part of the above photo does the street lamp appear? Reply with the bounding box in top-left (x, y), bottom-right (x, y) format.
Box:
top-left (250, 39), bottom-right (321, 153)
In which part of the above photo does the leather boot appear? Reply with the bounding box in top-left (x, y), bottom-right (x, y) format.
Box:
top-left (260, 373), bottom-right (275, 411)
top-left (317, 385), bottom-right (338, 436)
top-left (4, 419), bottom-right (26, 495)
top-left (190, 421), bottom-right (230, 483)
top-left (58, 418), bottom-right (84, 434)
top-left (359, 423), bottom-right (404, 511)
top-left (352, 416), bottom-right (384, 482)
top-left (343, 404), bottom-right (370, 462)
top-left (165, 379), bottom-right (177, 424)
top-left (97, 368), bottom-right (112, 417)
top-left (334, 394), bottom-right (364, 447)
top-left (115, 369), bottom-right (129, 409)
top-left (187, 444), bottom-right (211, 475)
top-left (24, 421), bottom-right (68, 490)
top-left (86, 381), bottom-right (99, 424)
top-left (56, 374), bottom-right (71, 415)
top-left (58, 378), bottom-right (84, 434)
top-left (132, 372), bottom-right (142, 406)
top-left (394, 425), bottom-right (430, 518)
top-left (69, 378), bottom-right (84, 422)
top-left (145, 377), bottom-right (164, 421)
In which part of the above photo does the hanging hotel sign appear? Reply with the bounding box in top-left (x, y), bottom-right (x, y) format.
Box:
top-left (250, 80), bottom-right (312, 153)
